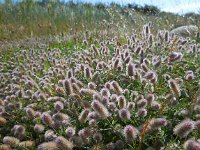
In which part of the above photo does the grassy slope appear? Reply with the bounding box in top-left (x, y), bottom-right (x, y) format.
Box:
top-left (0, 1), bottom-right (200, 45)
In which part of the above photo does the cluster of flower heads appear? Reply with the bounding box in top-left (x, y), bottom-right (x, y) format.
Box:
top-left (0, 23), bottom-right (200, 149)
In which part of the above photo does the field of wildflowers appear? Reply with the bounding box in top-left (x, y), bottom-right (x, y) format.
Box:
top-left (0, 1), bottom-right (200, 150)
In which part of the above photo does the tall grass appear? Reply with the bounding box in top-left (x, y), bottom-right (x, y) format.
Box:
top-left (0, 0), bottom-right (200, 42)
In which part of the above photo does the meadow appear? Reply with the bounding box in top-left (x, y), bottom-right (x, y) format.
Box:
top-left (0, 1), bottom-right (200, 150)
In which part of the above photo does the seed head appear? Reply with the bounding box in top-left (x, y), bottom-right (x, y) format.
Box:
top-left (89, 119), bottom-right (97, 126)
top-left (55, 136), bottom-right (73, 150)
top-left (141, 63), bottom-right (149, 72)
top-left (84, 67), bottom-right (92, 79)
top-left (106, 142), bottom-right (115, 150)
top-left (0, 144), bottom-right (10, 150)
top-left (78, 109), bottom-right (89, 123)
top-left (37, 141), bottom-right (58, 150)
top-left (100, 88), bottom-right (110, 97)
top-left (19, 141), bottom-right (34, 148)
top-left (194, 120), bottom-right (200, 130)
top-left (124, 125), bottom-right (139, 143)
top-left (114, 140), bottom-right (124, 150)
top-left (63, 79), bottom-right (73, 95)
top-left (0, 116), bottom-right (7, 125)
top-left (110, 94), bottom-right (118, 102)
top-left (168, 79), bottom-right (181, 97)
top-left (127, 102), bottom-right (135, 111)
top-left (88, 111), bottom-right (98, 120)
top-left (173, 119), bottom-right (194, 138)
top-left (151, 101), bottom-right (161, 110)
top-left (80, 88), bottom-right (97, 97)
top-left (113, 58), bottom-right (120, 70)
top-left (54, 101), bottom-right (64, 111)
top-left (137, 99), bottom-right (147, 108)
top-left (137, 108), bottom-right (147, 117)
top-left (34, 124), bottom-right (45, 133)
top-left (65, 127), bottom-right (75, 138)
top-left (70, 136), bottom-right (83, 147)
top-left (88, 82), bottom-right (97, 90)
top-left (72, 83), bottom-right (80, 93)
top-left (146, 94), bottom-right (155, 104)
top-left (93, 132), bottom-right (103, 143)
top-left (78, 128), bottom-right (93, 139)
top-left (119, 108), bottom-right (131, 120)
top-left (164, 31), bottom-right (169, 42)
top-left (52, 112), bottom-right (69, 122)
top-left (12, 125), bottom-right (26, 139)
top-left (144, 71), bottom-right (155, 80)
top-left (56, 86), bottom-right (65, 96)
top-left (127, 63), bottom-right (135, 76)
top-left (101, 96), bottom-right (109, 106)
top-left (91, 100), bottom-right (109, 119)
top-left (185, 73), bottom-right (194, 81)
top-left (149, 118), bottom-right (167, 129)
top-left (183, 139), bottom-right (200, 150)
top-left (108, 102), bottom-right (117, 111)
top-left (44, 130), bottom-right (57, 141)
top-left (3, 136), bottom-right (19, 147)
top-left (111, 81), bottom-right (123, 95)
top-left (41, 112), bottom-right (54, 127)
top-left (26, 108), bottom-right (35, 119)
top-left (118, 95), bottom-right (126, 109)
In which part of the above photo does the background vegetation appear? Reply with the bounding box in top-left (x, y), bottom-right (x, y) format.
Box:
top-left (0, 0), bottom-right (200, 44)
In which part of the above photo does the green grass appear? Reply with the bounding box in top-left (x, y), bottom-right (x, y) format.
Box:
top-left (0, 0), bottom-right (200, 45)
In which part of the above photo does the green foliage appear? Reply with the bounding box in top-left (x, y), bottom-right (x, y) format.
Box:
top-left (0, 0), bottom-right (200, 44)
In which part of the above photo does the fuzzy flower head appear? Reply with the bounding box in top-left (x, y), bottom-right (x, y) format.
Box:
top-left (100, 88), bottom-right (110, 97)
top-left (55, 136), bottom-right (73, 150)
top-left (111, 81), bottom-right (123, 95)
top-left (127, 102), bottom-right (135, 111)
top-left (18, 141), bottom-right (35, 149)
top-left (41, 112), bottom-right (54, 127)
top-left (185, 70), bottom-right (194, 81)
top-left (34, 124), bottom-right (45, 134)
top-left (110, 94), bottom-right (118, 102)
top-left (3, 136), bottom-right (20, 148)
top-left (44, 130), bottom-right (57, 141)
top-left (91, 100), bottom-right (109, 119)
top-left (93, 132), bottom-right (103, 143)
top-left (37, 141), bottom-right (58, 150)
top-left (168, 79), bottom-right (181, 97)
top-left (126, 63), bottom-right (135, 76)
top-left (78, 109), bottom-right (89, 123)
top-left (0, 116), bottom-right (7, 125)
top-left (146, 94), bottom-right (155, 104)
top-left (101, 96), bottom-right (109, 106)
top-left (137, 98), bottom-right (147, 108)
top-left (119, 108), bottom-right (131, 120)
top-left (124, 125), bottom-right (139, 143)
top-left (88, 82), bottom-right (97, 90)
top-left (118, 95), bottom-right (126, 109)
top-left (151, 101), bottom-right (161, 110)
top-left (137, 108), bottom-right (147, 117)
top-left (26, 108), bottom-right (35, 119)
top-left (149, 118), bottom-right (167, 130)
top-left (183, 139), bottom-right (200, 150)
top-left (65, 127), bottom-right (75, 138)
top-left (54, 101), bottom-right (64, 111)
top-left (173, 119), bottom-right (194, 138)
top-left (144, 71), bottom-right (155, 80)
top-left (78, 128), bottom-right (93, 139)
